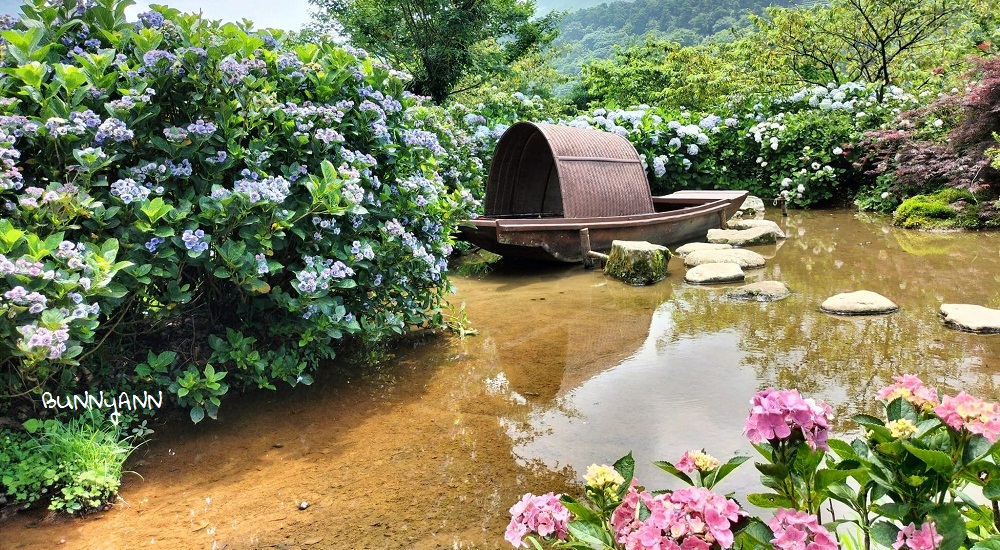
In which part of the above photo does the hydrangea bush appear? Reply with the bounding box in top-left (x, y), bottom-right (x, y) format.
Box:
top-left (465, 82), bottom-right (920, 208)
top-left (506, 375), bottom-right (1000, 549)
top-left (0, 0), bottom-right (477, 425)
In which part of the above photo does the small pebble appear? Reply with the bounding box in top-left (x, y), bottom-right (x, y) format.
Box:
top-left (299, 501), bottom-right (309, 510)
top-left (272, 443), bottom-right (284, 448)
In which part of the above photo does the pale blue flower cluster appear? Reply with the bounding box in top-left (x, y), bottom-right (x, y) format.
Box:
top-left (401, 129), bottom-right (445, 155)
top-left (94, 117), bottom-right (134, 144)
top-left (233, 175), bottom-right (291, 204)
top-left (182, 228), bottom-right (209, 252)
top-left (110, 177), bottom-right (151, 204)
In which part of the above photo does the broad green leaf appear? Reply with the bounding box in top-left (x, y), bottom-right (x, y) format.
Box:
top-left (189, 405), bottom-right (205, 424)
top-left (733, 518), bottom-right (774, 550)
top-left (971, 537), bottom-right (1000, 550)
top-left (901, 442), bottom-right (953, 474)
top-left (559, 495), bottom-right (599, 523)
top-left (566, 520), bottom-right (613, 547)
top-left (613, 452), bottom-right (635, 486)
top-left (870, 521), bottom-right (900, 548)
top-left (926, 504), bottom-right (966, 550)
top-left (746, 492), bottom-right (794, 509)
top-left (653, 460), bottom-right (693, 486)
top-left (886, 397), bottom-right (917, 422)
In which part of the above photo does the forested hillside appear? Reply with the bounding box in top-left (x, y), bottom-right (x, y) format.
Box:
top-left (535, 0), bottom-right (613, 13)
top-left (551, 0), bottom-right (808, 75)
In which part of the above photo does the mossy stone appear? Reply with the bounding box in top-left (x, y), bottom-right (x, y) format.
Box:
top-left (604, 240), bottom-right (672, 286)
top-left (893, 189), bottom-right (979, 230)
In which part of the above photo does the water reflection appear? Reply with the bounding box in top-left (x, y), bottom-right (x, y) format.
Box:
top-left (458, 210), bottom-right (1000, 497)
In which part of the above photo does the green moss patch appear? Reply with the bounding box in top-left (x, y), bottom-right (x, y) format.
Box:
top-left (892, 189), bottom-right (978, 229)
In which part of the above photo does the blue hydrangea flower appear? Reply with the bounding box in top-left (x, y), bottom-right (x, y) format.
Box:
top-left (181, 228), bottom-right (208, 252)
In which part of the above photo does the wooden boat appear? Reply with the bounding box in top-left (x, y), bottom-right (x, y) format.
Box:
top-left (458, 121), bottom-right (748, 263)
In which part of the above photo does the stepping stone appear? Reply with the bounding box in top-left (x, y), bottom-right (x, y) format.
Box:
top-left (736, 195), bottom-right (766, 219)
top-left (683, 249), bottom-right (766, 269)
top-left (725, 281), bottom-right (791, 302)
top-left (728, 219), bottom-right (786, 239)
top-left (820, 291), bottom-right (898, 315)
top-left (708, 226), bottom-right (777, 246)
top-left (939, 304), bottom-right (1000, 333)
top-left (674, 242), bottom-right (732, 258)
top-left (604, 240), bottom-right (670, 286)
top-left (685, 263), bottom-right (745, 284)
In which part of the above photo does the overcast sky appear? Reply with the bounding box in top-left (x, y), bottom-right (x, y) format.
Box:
top-left (126, 1), bottom-right (314, 31)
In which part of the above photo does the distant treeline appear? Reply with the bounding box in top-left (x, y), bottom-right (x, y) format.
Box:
top-left (550, 0), bottom-right (809, 74)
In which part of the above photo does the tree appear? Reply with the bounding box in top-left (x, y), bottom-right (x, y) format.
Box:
top-left (580, 37), bottom-right (786, 111)
top-left (754, 0), bottom-right (963, 100)
top-left (308, 0), bottom-right (558, 102)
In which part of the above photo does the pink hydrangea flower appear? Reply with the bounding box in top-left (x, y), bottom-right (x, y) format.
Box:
top-left (767, 508), bottom-right (838, 550)
top-left (612, 485), bottom-right (743, 550)
top-left (504, 492), bottom-right (570, 548)
top-left (877, 375), bottom-right (939, 409)
top-left (743, 388), bottom-right (833, 450)
top-left (677, 450), bottom-right (720, 473)
top-left (934, 392), bottom-right (1000, 443)
top-left (611, 480), bottom-right (642, 540)
top-left (893, 522), bottom-right (943, 550)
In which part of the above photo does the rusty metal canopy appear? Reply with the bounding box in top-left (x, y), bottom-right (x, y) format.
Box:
top-left (485, 121), bottom-right (654, 219)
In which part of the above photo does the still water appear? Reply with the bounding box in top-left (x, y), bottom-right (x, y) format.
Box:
top-left (5, 210), bottom-right (1000, 549)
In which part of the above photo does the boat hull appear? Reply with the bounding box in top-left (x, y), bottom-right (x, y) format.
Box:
top-left (458, 190), bottom-right (749, 263)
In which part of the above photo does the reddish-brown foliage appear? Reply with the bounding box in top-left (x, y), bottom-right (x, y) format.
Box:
top-left (860, 57), bottom-right (1000, 197)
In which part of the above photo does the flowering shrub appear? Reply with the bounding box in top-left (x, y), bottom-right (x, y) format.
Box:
top-left (767, 508), bottom-right (838, 550)
top-left (505, 492), bottom-right (572, 548)
top-left (465, 82), bottom-right (919, 207)
top-left (0, 0), bottom-right (476, 428)
top-left (857, 58), bottom-right (1000, 223)
top-left (507, 375), bottom-right (1000, 549)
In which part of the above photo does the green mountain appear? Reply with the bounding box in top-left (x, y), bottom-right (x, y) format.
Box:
top-left (549, 0), bottom-right (808, 75)
top-left (535, 0), bottom-right (627, 14)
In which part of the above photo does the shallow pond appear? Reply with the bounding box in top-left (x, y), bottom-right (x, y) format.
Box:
top-left (5, 210), bottom-right (1000, 549)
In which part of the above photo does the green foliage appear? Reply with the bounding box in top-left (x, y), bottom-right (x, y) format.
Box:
top-left (508, 378), bottom-right (1000, 549)
top-left (855, 174), bottom-right (904, 214)
top-left (988, 134), bottom-right (1000, 170)
top-left (580, 38), bottom-right (752, 111)
top-left (308, 0), bottom-right (559, 102)
top-left (539, 81), bottom-right (914, 206)
top-left (0, 0), bottom-right (477, 424)
top-left (893, 189), bottom-right (978, 229)
top-left (1, 411), bottom-right (140, 513)
top-left (753, 0), bottom-right (986, 99)
top-left (550, 0), bottom-right (804, 78)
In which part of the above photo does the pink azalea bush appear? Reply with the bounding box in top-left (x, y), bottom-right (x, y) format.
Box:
top-left (893, 522), bottom-right (943, 550)
top-left (876, 375), bottom-right (940, 409)
top-left (612, 482), bottom-right (743, 550)
top-left (767, 508), bottom-right (838, 550)
top-left (934, 391), bottom-right (1000, 443)
top-left (743, 388), bottom-right (833, 450)
top-left (504, 492), bottom-right (570, 548)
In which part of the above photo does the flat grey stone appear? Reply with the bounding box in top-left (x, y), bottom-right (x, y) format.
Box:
top-left (736, 195), bottom-right (766, 219)
top-left (685, 263), bottom-right (745, 284)
top-left (708, 226), bottom-right (777, 247)
top-left (674, 242), bottom-right (733, 258)
top-left (939, 304), bottom-right (1000, 333)
top-left (728, 219), bottom-right (786, 239)
top-left (821, 291), bottom-right (898, 315)
top-left (683, 249), bottom-right (767, 269)
top-left (725, 281), bottom-right (791, 302)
